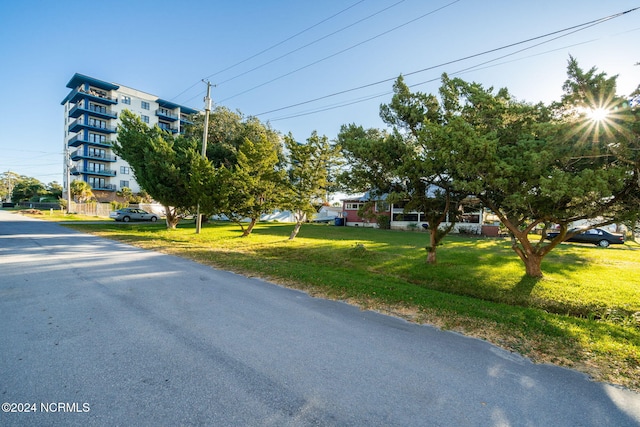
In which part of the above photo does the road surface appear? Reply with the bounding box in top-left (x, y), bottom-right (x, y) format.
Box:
top-left (0, 210), bottom-right (638, 426)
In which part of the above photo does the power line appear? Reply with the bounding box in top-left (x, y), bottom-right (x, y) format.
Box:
top-left (215, 0), bottom-right (407, 87)
top-left (411, 21), bottom-right (605, 87)
top-left (422, 25), bottom-right (640, 85)
top-left (257, 7), bottom-right (639, 118)
top-left (3, 162), bottom-right (61, 166)
top-left (266, 26), bottom-right (639, 122)
top-left (220, 0), bottom-right (462, 103)
top-left (170, 0), bottom-right (366, 103)
top-left (269, 91), bottom-right (391, 121)
top-left (1, 148), bottom-right (59, 154)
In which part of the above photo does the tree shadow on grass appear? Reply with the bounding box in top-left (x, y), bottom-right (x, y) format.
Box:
top-left (511, 275), bottom-right (541, 300)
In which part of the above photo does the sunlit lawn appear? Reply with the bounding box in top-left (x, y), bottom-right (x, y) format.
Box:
top-left (12, 209), bottom-right (108, 222)
top-left (21, 212), bottom-right (640, 390)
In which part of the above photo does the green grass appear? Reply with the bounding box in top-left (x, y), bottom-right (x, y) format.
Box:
top-left (10, 209), bottom-right (108, 222)
top-left (28, 215), bottom-right (640, 390)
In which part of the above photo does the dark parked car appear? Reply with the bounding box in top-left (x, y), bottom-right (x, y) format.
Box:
top-left (546, 228), bottom-right (624, 248)
top-left (110, 208), bottom-right (158, 222)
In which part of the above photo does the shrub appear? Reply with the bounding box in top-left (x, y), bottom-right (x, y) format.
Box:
top-left (457, 225), bottom-right (479, 235)
top-left (376, 215), bottom-right (390, 229)
top-left (110, 201), bottom-right (129, 211)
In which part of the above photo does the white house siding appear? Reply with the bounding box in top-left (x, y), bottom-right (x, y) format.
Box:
top-left (342, 198), bottom-right (483, 232)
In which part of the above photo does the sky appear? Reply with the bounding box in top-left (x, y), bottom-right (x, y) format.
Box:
top-left (0, 0), bottom-right (638, 185)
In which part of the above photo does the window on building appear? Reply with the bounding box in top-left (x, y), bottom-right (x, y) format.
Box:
top-left (89, 103), bottom-right (106, 113)
top-left (89, 133), bottom-right (107, 143)
top-left (90, 88), bottom-right (107, 98)
top-left (120, 180), bottom-right (129, 188)
top-left (88, 162), bottom-right (106, 173)
top-left (120, 166), bottom-right (130, 174)
top-left (88, 177), bottom-right (106, 189)
top-left (141, 101), bottom-right (150, 110)
top-left (141, 115), bottom-right (149, 123)
top-left (345, 203), bottom-right (364, 210)
top-left (461, 214), bottom-right (480, 223)
top-left (89, 148), bottom-right (105, 158)
top-left (392, 213), bottom-right (419, 222)
top-left (376, 201), bottom-right (389, 212)
top-left (122, 96), bottom-right (131, 105)
top-left (89, 118), bottom-right (106, 129)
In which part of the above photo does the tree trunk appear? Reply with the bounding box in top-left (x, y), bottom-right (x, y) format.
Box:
top-left (523, 254), bottom-right (544, 278)
top-left (480, 200), bottom-right (549, 279)
top-left (289, 221), bottom-right (303, 240)
top-left (242, 217), bottom-right (258, 237)
top-left (426, 247), bottom-right (437, 264)
top-left (164, 205), bottom-right (179, 229)
top-left (511, 238), bottom-right (545, 278)
top-left (425, 228), bottom-right (438, 264)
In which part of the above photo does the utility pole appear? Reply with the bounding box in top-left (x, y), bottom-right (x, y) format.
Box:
top-left (196, 80), bottom-right (212, 234)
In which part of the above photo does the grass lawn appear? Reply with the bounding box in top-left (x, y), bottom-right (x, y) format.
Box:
top-left (17, 210), bottom-right (640, 390)
top-left (12, 209), bottom-right (108, 222)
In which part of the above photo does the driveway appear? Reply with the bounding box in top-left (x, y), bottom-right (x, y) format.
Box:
top-left (0, 210), bottom-right (639, 426)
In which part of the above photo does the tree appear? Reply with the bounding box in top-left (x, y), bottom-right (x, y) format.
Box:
top-left (11, 176), bottom-right (46, 202)
top-left (185, 106), bottom-right (287, 234)
top-left (70, 180), bottom-right (94, 203)
top-left (283, 131), bottom-right (340, 240)
top-left (338, 76), bottom-right (465, 264)
top-left (219, 135), bottom-right (287, 237)
top-left (116, 187), bottom-right (134, 202)
top-left (113, 110), bottom-right (201, 229)
top-left (380, 76), bottom-right (467, 263)
top-left (188, 154), bottom-right (232, 223)
top-left (337, 125), bottom-right (404, 195)
top-left (185, 106), bottom-right (283, 169)
top-left (0, 171), bottom-right (20, 202)
top-left (46, 181), bottom-right (63, 200)
top-left (436, 59), bottom-right (639, 277)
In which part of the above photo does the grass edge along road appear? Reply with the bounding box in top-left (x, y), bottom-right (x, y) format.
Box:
top-left (22, 211), bottom-right (640, 391)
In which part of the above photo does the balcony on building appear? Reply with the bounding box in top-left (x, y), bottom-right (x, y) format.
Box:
top-left (156, 108), bottom-right (179, 122)
top-left (70, 149), bottom-right (117, 162)
top-left (157, 98), bottom-right (198, 126)
top-left (69, 101), bottom-right (117, 120)
top-left (65, 87), bottom-right (118, 106)
top-left (158, 122), bottom-right (178, 134)
top-left (90, 183), bottom-right (117, 191)
top-left (68, 118), bottom-right (116, 134)
top-left (61, 74), bottom-right (120, 107)
top-left (67, 134), bottom-right (112, 148)
top-left (70, 167), bottom-right (117, 177)
top-left (179, 114), bottom-right (194, 125)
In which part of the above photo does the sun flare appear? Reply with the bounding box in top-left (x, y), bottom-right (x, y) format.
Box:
top-left (564, 92), bottom-right (630, 145)
top-left (586, 107), bottom-right (609, 122)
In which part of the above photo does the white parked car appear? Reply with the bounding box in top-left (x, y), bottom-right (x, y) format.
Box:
top-left (110, 208), bottom-right (158, 222)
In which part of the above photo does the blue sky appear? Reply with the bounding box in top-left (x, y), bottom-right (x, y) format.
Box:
top-left (0, 0), bottom-right (638, 185)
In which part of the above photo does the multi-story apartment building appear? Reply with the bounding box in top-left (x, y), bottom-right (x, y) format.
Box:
top-left (61, 73), bottom-right (199, 202)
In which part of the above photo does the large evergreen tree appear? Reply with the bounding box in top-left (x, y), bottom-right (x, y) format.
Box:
top-left (338, 76), bottom-right (465, 264)
top-left (219, 135), bottom-right (287, 237)
top-left (437, 59), bottom-right (639, 277)
top-left (283, 131), bottom-right (339, 240)
top-left (113, 110), bottom-right (201, 229)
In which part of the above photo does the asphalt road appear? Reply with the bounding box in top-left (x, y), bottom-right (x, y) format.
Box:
top-left (1, 210), bottom-right (639, 426)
